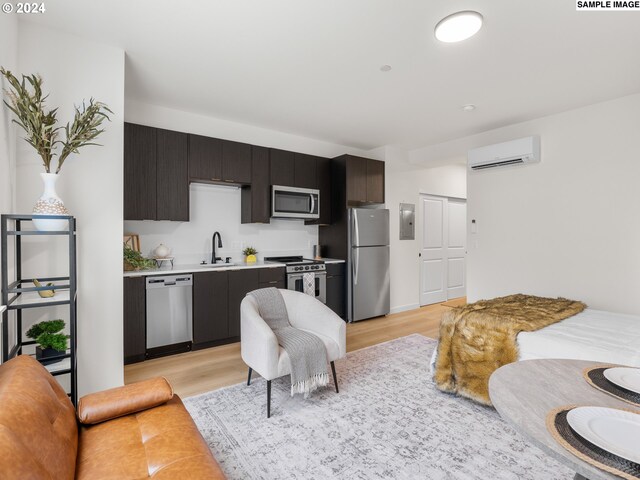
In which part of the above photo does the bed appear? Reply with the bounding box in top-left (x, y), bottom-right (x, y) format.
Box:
top-left (430, 302), bottom-right (640, 404)
top-left (517, 308), bottom-right (640, 366)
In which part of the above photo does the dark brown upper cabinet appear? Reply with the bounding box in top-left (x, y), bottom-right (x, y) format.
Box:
top-left (294, 153), bottom-right (317, 189)
top-left (306, 156), bottom-right (331, 225)
top-left (366, 158), bottom-right (385, 204)
top-left (270, 149), bottom-right (295, 186)
top-left (189, 136), bottom-right (251, 185)
top-left (241, 146), bottom-right (271, 224)
top-left (346, 155), bottom-right (368, 204)
top-left (124, 123), bottom-right (157, 221)
top-left (189, 134), bottom-right (223, 182)
top-left (157, 129), bottom-right (189, 221)
top-left (330, 155), bottom-right (386, 207)
top-left (222, 140), bottom-right (252, 184)
top-left (124, 123), bottom-right (189, 221)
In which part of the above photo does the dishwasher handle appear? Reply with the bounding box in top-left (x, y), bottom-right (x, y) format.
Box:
top-left (146, 275), bottom-right (193, 289)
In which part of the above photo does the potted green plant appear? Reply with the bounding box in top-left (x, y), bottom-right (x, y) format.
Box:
top-left (0, 67), bottom-right (112, 231)
top-left (123, 243), bottom-right (157, 271)
top-left (26, 319), bottom-right (67, 365)
top-left (243, 246), bottom-right (258, 263)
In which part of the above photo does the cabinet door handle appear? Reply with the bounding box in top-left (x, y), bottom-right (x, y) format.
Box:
top-left (211, 177), bottom-right (221, 181)
top-left (268, 280), bottom-right (278, 284)
top-left (225, 179), bottom-right (235, 183)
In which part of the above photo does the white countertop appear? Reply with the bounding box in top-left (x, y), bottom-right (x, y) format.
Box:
top-left (123, 257), bottom-right (345, 277)
top-left (124, 261), bottom-right (283, 277)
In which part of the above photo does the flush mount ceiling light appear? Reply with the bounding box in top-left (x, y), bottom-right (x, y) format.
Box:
top-left (462, 104), bottom-right (476, 112)
top-left (435, 11), bottom-right (483, 43)
top-left (380, 64), bottom-right (392, 72)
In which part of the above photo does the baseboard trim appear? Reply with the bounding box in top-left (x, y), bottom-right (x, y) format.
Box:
top-left (390, 303), bottom-right (420, 314)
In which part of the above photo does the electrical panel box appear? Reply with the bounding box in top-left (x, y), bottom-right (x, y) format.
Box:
top-left (399, 203), bottom-right (415, 240)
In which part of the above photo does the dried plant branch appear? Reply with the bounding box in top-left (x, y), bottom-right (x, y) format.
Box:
top-left (57, 99), bottom-right (112, 173)
top-left (0, 67), bottom-right (60, 172)
top-left (1, 67), bottom-right (112, 174)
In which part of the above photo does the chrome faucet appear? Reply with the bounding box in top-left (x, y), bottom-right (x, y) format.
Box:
top-left (211, 232), bottom-right (223, 264)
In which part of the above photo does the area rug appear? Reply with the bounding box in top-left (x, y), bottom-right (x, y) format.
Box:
top-left (184, 334), bottom-right (572, 479)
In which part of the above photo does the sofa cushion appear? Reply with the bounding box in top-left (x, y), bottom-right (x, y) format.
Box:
top-left (0, 355), bottom-right (78, 480)
top-left (75, 396), bottom-right (224, 479)
top-left (77, 376), bottom-right (174, 425)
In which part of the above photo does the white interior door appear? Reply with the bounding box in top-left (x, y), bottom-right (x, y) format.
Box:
top-left (420, 196), bottom-right (447, 305)
top-left (419, 195), bottom-right (466, 306)
top-left (446, 199), bottom-right (467, 299)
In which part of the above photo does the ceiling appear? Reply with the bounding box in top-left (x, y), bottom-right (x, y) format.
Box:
top-left (23, 1), bottom-right (640, 151)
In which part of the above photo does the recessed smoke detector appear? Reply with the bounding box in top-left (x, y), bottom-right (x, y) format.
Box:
top-left (462, 104), bottom-right (476, 112)
top-left (435, 11), bottom-right (483, 43)
top-left (380, 64), bottom-right (392, 72)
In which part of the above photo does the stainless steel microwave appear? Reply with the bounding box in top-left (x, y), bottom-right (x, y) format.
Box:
top-left (271, 185), bottom-right (320, 219)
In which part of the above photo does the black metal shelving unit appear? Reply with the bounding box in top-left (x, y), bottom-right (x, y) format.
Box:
top-left (1, 214), bottom-right (78, 405)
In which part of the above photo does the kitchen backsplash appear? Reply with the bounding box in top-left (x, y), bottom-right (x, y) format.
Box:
top-left (124, 183), bottom-right (318, 264)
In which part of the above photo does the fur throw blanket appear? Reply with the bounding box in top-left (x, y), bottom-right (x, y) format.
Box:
top-left (433, 294), bottom-right (586, 405)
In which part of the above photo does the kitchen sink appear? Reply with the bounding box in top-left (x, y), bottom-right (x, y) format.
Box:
top-left (197, 263), bottom-right (236, 268)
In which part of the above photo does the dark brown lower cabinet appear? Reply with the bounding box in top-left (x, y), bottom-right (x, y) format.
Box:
top-left (326, 263), bottom-right (346, 318)
top-left (193, 271), bottom-right (229, 349)
top-left (124, 277), bottom-right (146, 365)
top-left (261, 281), bottom-right (285, 289)
top-left (228, 269), bottom-right (260, 338)
top-left (258, 267), bottom-right (286, 289)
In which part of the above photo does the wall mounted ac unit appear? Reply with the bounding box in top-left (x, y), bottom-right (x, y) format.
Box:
top-left (468, 136), bottom-right (540, 171)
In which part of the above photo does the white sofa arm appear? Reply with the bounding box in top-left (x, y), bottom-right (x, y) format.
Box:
top-left (280, 289), bottom-right (347, 358)
top-left (240, 296), bottom-right (281, 380)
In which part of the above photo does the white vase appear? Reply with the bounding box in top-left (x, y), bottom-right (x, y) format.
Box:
top-left (32, 173), bottom-right (70, 231)
top-left (154, 243), bottom-right (171, 258)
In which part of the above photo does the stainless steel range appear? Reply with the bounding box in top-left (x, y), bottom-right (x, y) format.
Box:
top-left (264, 256), bottom-right (326, 303)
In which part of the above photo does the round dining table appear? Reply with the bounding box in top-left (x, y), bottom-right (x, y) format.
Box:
top-left (489, 359), bottom-right (639, 480)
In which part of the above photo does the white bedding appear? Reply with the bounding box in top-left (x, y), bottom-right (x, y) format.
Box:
top-left (430, 308), bottom-right (640, 371)
top-left (517, 308), bottom-right (640, 367)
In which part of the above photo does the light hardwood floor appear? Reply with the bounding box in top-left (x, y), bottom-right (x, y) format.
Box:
top-left (124, 298), bottom-right (464, 398)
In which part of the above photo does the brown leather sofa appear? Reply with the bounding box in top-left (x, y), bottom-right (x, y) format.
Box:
top-left (0, 355), bottom-right (225, 479)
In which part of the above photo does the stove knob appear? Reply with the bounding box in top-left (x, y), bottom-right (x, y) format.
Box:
top-left (295, 267), bottom-right (301, 271)
top-left (305, 266), bottom-right (310, 270)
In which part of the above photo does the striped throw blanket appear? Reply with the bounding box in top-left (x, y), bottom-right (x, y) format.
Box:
top-left (249, 288), bottom-right (329, 397)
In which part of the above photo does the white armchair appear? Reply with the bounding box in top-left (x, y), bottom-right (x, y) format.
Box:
top-left (241, 289), bottom-right (347, 417)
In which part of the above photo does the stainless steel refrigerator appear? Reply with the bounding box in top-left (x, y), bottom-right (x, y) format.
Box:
top-left (348, 208), bottom-right (390, 322)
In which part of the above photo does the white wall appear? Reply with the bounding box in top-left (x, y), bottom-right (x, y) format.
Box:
top-left (126, 99), bottom-right (375, 158)
top-left (0, 14), bottom-right (18, 217)
top-left (16, 22), bottom-right (125, 395)
top-left (0, 13), bottom-right (18, 358)
top-left (124, 100), bottom-right (378, 263)
top-left (385, 163), bottom-right (467, 313)
top-left (125, 184), bottom-right (318, 263)
top-left (466, 93), bottom-right (640, 314)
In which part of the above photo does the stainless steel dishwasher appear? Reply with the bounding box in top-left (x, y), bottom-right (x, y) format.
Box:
top-left (146, 274), bottom-right (193, 358)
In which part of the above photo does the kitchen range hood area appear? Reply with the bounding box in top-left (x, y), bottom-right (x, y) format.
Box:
top-left (123, 122), bottom-right (387, 364)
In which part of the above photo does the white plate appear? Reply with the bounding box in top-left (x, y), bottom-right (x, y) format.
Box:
top-left (567, 407), bottom-right (640, 464)
top-left (604, 367), bottom-right (640, 395)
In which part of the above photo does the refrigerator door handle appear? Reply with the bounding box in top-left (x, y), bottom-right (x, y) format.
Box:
top-left (353, 248), bottom-right (359, 285)
top-left (353, 209), bottom-right (360, 247)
